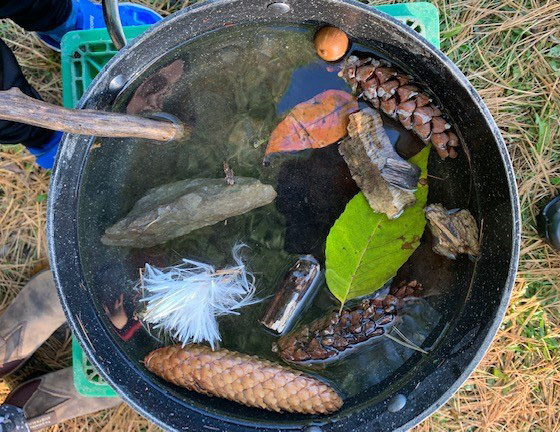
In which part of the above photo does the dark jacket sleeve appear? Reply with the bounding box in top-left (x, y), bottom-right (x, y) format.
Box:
top-left (0, 0), bottom-right (71, 32)
top-left (0, 39), bottom-right (54, 148)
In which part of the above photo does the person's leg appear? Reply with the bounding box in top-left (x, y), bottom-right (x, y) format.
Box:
top-left (0, 39), bottom-right (62, 169)
top-left (35, 0), bottom-right (163, 52)
top-left (0, 269), bottom-right (121, 430)
top-left (0, 0), bottom-right (71, 169)
top-left (0, 0), bottom-right (162, 169)
top-left (0, 0), bottom-right (162, 40)
top-left (0, 0), bottom-right (72, 32)
top-left (0, 271), bottom-right (66, 377)
top-left (3, 368), bottom-right (122, 430)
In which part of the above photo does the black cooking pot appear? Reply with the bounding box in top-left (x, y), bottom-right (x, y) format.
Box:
top-left (48, 1), bottom-right (520, 430)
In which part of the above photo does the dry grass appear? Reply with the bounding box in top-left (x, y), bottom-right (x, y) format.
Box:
top-left (1, 0), bottom-right (559, 430)
top-left (413, 1), bottom-right (560, 430)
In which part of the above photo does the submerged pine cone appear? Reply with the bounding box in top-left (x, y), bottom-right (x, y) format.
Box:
top-left (275, 281), bottom-right (422, 364)
top-left (341, 56), bottom-right (459, 159)
top-left (145, 344), bottom-right (342, 414)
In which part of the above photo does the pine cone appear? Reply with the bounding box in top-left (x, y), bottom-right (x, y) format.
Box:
top-left (341, 56), bottom-right (459, 159)
top-left (275, 281), bottom-right (422, 364)
top-left (144, 344), bottom-right (343, 414)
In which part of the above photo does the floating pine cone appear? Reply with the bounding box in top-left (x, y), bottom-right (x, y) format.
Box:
top-left (145, 344), bottom-right (343, 414)
top-left (274, 281), bottom-right (423, 364)
top-left (341, 56), bottom-right (459, 159)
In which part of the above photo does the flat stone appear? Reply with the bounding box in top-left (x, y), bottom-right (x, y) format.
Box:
top-left (102, 177), bottom-right (276, 248)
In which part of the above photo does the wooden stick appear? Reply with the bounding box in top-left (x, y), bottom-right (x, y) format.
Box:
top-left (0, 88), bottom-right (185, 142)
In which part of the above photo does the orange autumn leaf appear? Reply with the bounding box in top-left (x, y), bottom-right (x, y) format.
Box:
top-left (264, 90), bottom-right (359, 158)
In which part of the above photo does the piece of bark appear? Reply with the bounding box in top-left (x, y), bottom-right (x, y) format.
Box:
top-left (102, 177), bottom-right (277, 248)
top-left (425, 204), bottom-right (480, 259)
top-left (260, 255), bottom-right (322, 335)
top-left (339, 108), bottom-right (420, 219)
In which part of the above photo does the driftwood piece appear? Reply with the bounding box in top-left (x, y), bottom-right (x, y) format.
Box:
top-left (425, 204), bottom-right (480, 259)
top-left (260, 255), bottom-right (322, 335)
top-left (339, 108), bottom-right (420, 219)
top-left (102, 177), bottom-right (277, 248)
top-left (0, 88), bottom-right (185, 142)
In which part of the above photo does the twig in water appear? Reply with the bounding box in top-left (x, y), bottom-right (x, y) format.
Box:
top-left (385, 326), bottom-right (429, 355)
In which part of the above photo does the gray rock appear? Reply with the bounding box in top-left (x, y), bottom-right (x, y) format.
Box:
top-left (101, 177), bottom-right (277, 248)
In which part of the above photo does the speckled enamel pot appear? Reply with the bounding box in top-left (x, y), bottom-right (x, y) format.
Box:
top-left (48, 1), bottom-right (520, 430)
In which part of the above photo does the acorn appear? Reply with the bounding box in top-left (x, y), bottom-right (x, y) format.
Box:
top-left (314, 26), bottom-right (349, 62)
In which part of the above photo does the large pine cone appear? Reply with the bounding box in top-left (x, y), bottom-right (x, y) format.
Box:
top-left (341, 56), bottom-right (459, 159)
top-left (145, 344), bottom-right (343, 414)
top-left (275, 281), bottom-right (422, 364)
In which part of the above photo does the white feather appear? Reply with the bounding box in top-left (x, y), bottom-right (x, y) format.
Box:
top-left (139, 243), bottom-right (260, 349)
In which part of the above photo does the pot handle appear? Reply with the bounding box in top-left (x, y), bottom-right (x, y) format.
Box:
top-left (102, 0), bottom-right (127, 50)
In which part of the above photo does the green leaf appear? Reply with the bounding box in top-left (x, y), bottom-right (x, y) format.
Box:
top-left (325, 147), bottom-right (430, 306)
top-left (36, 193), bottom-right (47, 203)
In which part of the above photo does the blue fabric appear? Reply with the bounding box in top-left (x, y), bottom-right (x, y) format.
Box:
top-left (38, 0), bottom-right (162, 50)
top-left (31, 0), bottom-right (162, 168)
top-left (27, 131), bottom-right (62, 169)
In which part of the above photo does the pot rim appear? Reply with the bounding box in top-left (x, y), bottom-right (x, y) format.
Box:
top-left (48, 1), bottom-right (520, 430)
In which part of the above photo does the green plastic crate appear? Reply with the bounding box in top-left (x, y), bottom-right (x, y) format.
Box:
top-left (71, 337), bottom-right (118, 397)
top-left (62, 2), bottom-right (440, 398)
